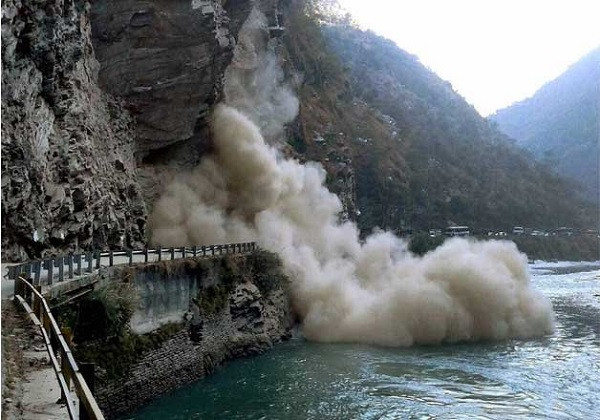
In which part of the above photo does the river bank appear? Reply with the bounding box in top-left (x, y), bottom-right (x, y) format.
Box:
top-left (409, 233), bottom-right (599, 261)
top-left (128, 262), bottom-right (600, 419)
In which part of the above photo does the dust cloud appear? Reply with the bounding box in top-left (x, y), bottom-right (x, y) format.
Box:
top-left (148, 8), bottom-right (554, 346)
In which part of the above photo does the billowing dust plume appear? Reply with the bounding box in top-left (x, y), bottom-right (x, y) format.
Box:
top-left (149, 9), bottom-right (554, 347)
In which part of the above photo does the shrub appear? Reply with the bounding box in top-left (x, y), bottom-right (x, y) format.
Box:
top-left (247, 250), bottom-right (289, 294)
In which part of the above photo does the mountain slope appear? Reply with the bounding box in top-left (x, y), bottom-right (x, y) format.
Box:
top-left (284, 5), bottom-right (596, 232)
top-left (491, 47), bottom-right (600, 203)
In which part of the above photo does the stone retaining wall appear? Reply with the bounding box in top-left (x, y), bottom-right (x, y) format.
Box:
top-left (92, 257), bottom-right (293, 418)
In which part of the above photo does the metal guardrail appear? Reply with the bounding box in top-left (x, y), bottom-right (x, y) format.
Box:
top-left (6, 241), bottom-right (257, 419)
top-left (7, 242), bottom-right (258, 289)
top-left (14, 276), bottom-right (105, 420)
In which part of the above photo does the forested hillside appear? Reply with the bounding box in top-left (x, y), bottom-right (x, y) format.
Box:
top-left (491, 47), bottom-right (599, 203)
top-left (284, 3), bottom-right (596, 234)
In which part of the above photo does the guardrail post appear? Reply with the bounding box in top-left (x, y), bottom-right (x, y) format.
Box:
top-left (128, 249), bottom-right (133, 266)
top-left (34, 261), bottom-right (42, 285)
top-left (95, 250), bottom-right (101, 269)
top-left (170, 247), bottom-right (175, 260)
top-left (75, 254), bottom-right (82, 276)
top-left (202, 246), bottom-right (206, 256)
top-left (33, 285), bottom-right (42, 316)
top-left (22, 263), bottom-right (32, 279)
top-left (144, 248), bottom-right (149, 263)
top-left (13, 275), bottom-right (21, 300)
top-left (182, 246), bottom-right (186, 258)
top-left (57, 257), bottom-right (64, 282)
top-left (23, 281), bottom-right (32, 305)
top-left (10, 267), bottom-right (16, 297)
top-left (192, 246), bottom-right (197, 257)
top-left (67, 254), bottom-right (74, 279)
top-left (79, 363), bottom-right (96, 420)
top-left (47, 259), bottom-right (54, 285)
top-left (87, 252), bottom-right (93, 273)
top-left (109, 251), bottom-right (114, 267)
top-left (61, 327), bottom-right (73, 395)
top-left (157, 246), bottom-right (162, 262)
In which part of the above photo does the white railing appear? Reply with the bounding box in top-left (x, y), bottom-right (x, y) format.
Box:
top-left (6, 242), bottom-right (258, 287)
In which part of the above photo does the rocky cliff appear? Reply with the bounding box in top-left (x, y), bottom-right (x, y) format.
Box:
top-left (3, 0), bottom-right (595, 262)
top-left (58, 252), bottom-right (293, 418)
top-left (1, 0), bottom-right (257, 260)
top-left (2, 0), bottom-right (148, 260)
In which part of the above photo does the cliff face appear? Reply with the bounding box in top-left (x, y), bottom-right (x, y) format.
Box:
top-left (64, 253), bottom-right (293, 418)
top-left (1, 0), bottom-right (147, 260)
top-left (96, 282), bottom-right (292, 418)
top-left (4, 0), bottom-right (594, 262)
top-left (89, 0), bottom-right (253, 153)
top-left (1, 0), bottom-right (255, 260)
top-left (88, 0), bottom-right (255, 208)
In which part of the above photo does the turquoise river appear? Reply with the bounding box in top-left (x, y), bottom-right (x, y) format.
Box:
top-left (129, 262), bottom-right (600, 419)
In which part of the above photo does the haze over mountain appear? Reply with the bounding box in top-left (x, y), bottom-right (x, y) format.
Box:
top-left (1, 0), bottom-right (596, 260)
top-left (491, 47), bottom-right (600, 203)
top-left (284, 7), bottom-right (596, 234)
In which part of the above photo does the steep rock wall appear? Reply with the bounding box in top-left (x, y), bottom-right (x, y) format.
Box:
top-left (2, 0), bottom-right (147, 261)
top-left (89, 0), bottom-right (256, 209)
top-left (89, 0), bottom-right (254, 153)
top-left (75, 254), bottom-right (293, 418)
top-left (1, 0), bottom-right (256, 260)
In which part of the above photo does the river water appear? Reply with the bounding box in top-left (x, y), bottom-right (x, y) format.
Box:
top-left (129, 262), bottom-right (600, 419)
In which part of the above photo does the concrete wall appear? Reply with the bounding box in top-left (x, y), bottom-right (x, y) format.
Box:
top-left (130, 269), bottom-right (198, 334)
top-left (93, 255), bottom-right (293, 418)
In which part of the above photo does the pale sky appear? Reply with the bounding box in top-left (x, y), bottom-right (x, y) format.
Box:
top-left (337, 0), bottom-right (600, 116)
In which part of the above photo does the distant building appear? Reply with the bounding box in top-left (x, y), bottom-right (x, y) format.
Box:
top-left (512, 226), bottom-right (524, 235)
top-left (429, 229), bottom-right (442, 237)
top-left (445, 226), bottom-right (470, 237)
top-left (555, 227), bottom-right (574, 236)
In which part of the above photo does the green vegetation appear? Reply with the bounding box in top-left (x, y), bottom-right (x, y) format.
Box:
top-left (195, 251), bottom-right (288, 314)
top-left (76, 322), bottom-right (183, 381)
top-left (284, 1), bottom-right (597, 235)
top-left (408, 232), bottom-right (445, 256)
top-left (406, 233), bottom-right (599, 261)
top-left (52, 280), bottom-right (183, 380)
top-left (511, 235), bottom-right (600, 261)
top-left (247, 250), bottom-right (290, 294)
top-left (56, 252), bottom-right (289, 379)
top-left (196, 284), bottom-right (231, 315)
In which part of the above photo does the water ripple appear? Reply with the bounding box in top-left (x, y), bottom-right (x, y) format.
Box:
top-left (130, 268), bottom-right (600, 420)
